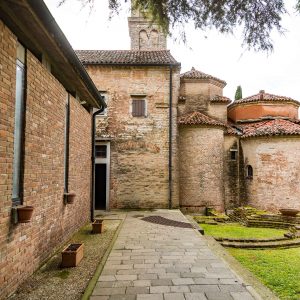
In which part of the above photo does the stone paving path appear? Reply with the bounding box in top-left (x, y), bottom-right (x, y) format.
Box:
top-left (91, 210), bottom-right (257, 300)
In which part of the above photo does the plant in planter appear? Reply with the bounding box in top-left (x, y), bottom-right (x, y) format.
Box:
top-left (16, 206), bottom-right (34, 223)
top-left (61, 243), bottom-right (84, 267)
top-left (64, 191), bottom-right (76, 204)
top-left (92, 219), bottom-right (103, 234)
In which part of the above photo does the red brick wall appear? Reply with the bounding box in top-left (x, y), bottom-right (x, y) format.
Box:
top-left (0, 21), bottom-right (92, 299)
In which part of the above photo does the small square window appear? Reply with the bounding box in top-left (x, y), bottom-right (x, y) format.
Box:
top-left (230, 149), bottom-right (237, 160)
top-left (96, 145), bottom-right (107, 158)
top-left (132, 99), bottom-right (146, 117)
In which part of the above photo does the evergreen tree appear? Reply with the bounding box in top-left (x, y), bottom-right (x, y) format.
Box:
top-left (235, 86), bottom-right (243, 100)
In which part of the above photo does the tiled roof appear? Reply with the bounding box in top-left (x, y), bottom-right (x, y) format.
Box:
top-left (75, 50), bottom-right (180, 66)
top-left (178, 111), bottom-right (225, 127)
top-left (240, 119), bottom-right (300, 138)
top-left (180, 67), bottom-right (226, 85)
top-left (229, 90), bottom-right (299, 107)
top-left (225, 123), bottom-right (242, 136)
top-left (211, 95), bottom-right (231, 104)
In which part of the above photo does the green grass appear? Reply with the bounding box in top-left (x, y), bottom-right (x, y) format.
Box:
top-left (228, 248), bottom-right (300, 300)
top-left (200, 223), bottom-right (286, 239)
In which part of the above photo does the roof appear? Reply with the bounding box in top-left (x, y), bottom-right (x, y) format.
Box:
top-left (229, 90), bottom-right (299, 107)
top-left (180, 67), bottom-right (226, 86)
top-left (211, 95), bottom-right (232, 104)
top-left (0, 0), bottom-right (105, 109)
top-left (75, 50), bottom-right (180, 66)
top-left (178, 111), bottom-right (225, 127)
top-left (240, 119), bottom-right (300, 138)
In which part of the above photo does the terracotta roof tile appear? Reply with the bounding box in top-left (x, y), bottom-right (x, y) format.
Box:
top-left (75, 50), bottom-right (180, 66)
top-left (180, 67), bottom-right (226, 85)
top-left (225, 123), bottom-right (242, 136)
top-left (178, 111), bottom-right (225, 127)
top-left (229, 90), bottom-right (299, 107)
top-left (211, 95), bottom-right (232, 104)
top-left (240, 119), bottom-right (300, 138)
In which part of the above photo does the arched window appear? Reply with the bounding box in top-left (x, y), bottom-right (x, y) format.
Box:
top-left (139, 30), bottom-right (148, 50)
top-left (149, 30), bottom-right (159, 48)
top-left (246, 165), bottom-right (253, 179)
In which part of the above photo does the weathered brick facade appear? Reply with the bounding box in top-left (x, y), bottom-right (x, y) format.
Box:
top-left (0, 18), bottom-right (96, 298)
top-left (179, 126), bottom-right (225, 213)
top-left (87, 65), bottom-right (180, 209)
top-left (241, 137), bottom-right (300, 212)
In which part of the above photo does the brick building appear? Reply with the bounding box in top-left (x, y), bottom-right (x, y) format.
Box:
top-left (0, 1), bottom-right (105, 298)
top-left (77, 6), bottom-right (300, 213)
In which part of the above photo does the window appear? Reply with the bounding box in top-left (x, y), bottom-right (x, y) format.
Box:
top-left (246, 165), bottom-right (253, 179)
top-left (132, 99), bottom-right (146, 117)
top-left (12, 43), bottom-right (26, 205)
top-left (230, 149), bottom-right (237, 160)
top-left (96, 145), bottom-right (107, 158)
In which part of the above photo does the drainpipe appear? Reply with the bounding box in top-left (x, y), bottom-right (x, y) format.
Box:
top-left (169, 65), bottom-right (173, 209)
top-left (91, 100), bottom-right (105, 221)
top-left (63, 93), bottom-right (70, 203)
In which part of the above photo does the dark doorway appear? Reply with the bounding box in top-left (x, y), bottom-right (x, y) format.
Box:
top-left (95, 164), bottom-right (106, 210)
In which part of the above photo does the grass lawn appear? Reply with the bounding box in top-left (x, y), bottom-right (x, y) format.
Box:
top-left (200, 223), bottom-right (286, 239)
top-left (228, 248), bottom-right (300, 300)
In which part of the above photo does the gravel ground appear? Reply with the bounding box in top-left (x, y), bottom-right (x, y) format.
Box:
top-left (9, 219), bottom-right (120, 300)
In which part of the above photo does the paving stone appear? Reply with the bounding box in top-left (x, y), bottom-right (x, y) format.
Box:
top-left (109, 296), bottom-right (136, 300)
top-left (193, 278), bottom-right (219, 285)
top-left (116, 275), bottom-right (137, 281)
top-left (190, 285), bottom-right (220, 293)
top-left (172, 278), bottom-right (194, 285)
top-left (133, 280), bottom-right (151, 287)
top-left (137, 294), bottom-right (163, 300)
top-left (90, 296), bottom-right (109, 300)
top-left (126, 287), bottom-right (150, 294)
top-left (170, 285), bottom-right (190, 293)
top-left (99, 275), bottom-right (116, 282)
top-left (150, 286), bottom-right (171, 293)
top-left (163, 293), bottom-right (185, 300)
top-left (231, 291), bottom-right (255, 300)
top-left (180, 273), bottom-right (205, 278)
top-left (205, 291), bottom-right (233, 300)
top-left (184, 293), bottom-right (207, 300)
top-left (219, 278), bottom-right (241, 285)
top-left (151, 279), bottom-right (173, 286)
top-left (219, 284), bottom-right (247, 292)
top-left (158, 273), bottom-right (180, 279)
top-left (93, 287), bottom-right (126, 296)
top-left (138, 274), bottom-right (158, 280)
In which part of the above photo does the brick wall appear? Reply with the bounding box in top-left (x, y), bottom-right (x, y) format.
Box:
top-left (0, 21), bottom-right (92, 299)
top-left (241, 137), bottom-right (300, 212)
top-left (87, 65), bottom-right (180, 209)
top-left (179, 125), bottom-right (225, 213)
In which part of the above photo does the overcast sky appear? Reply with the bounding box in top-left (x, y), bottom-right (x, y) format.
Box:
top-left (44, 0), bottom-right (300, 101)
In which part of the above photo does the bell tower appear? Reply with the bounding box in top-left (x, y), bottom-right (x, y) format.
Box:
top-left (128, 5), bottom-right (167, 50)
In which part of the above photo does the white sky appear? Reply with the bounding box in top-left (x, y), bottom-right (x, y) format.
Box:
top-left (44, 0), bottom-right (300, 101)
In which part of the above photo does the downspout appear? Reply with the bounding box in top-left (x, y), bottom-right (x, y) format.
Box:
top-left (63, 93), bottom-right (70, 203)
top-left (91, 101), bottom-right (105, 221)
top-left (169, 65), bottom-right (173, 209)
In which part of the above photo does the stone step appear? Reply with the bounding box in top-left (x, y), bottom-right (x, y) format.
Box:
top-left (246, 220), bottom-right (294, 229)
top-left (220, 238), bottom-right (300, 249)
top-left (215, 236), bottom-right (287, 243)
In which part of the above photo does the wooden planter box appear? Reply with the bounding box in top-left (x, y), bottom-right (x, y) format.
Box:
top-left (92, 219), bottom-right (103, 234)
top-left (17, 206), bottom-right (34, 223)
top-left (61, 243), bottom-right (84, 267)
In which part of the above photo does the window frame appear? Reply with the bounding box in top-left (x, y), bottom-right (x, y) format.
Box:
top-left (131, 97), bottom-right (147, 117)
top-left (246, 165), bottom-right (253, 179)
top-left (12, 43), bottom-right (26, 206)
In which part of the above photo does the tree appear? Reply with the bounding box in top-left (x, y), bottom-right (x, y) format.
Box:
top-left (235, 86), bottom-right (243, 100)
top-left (60, 0), bottom-right (300, 52)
